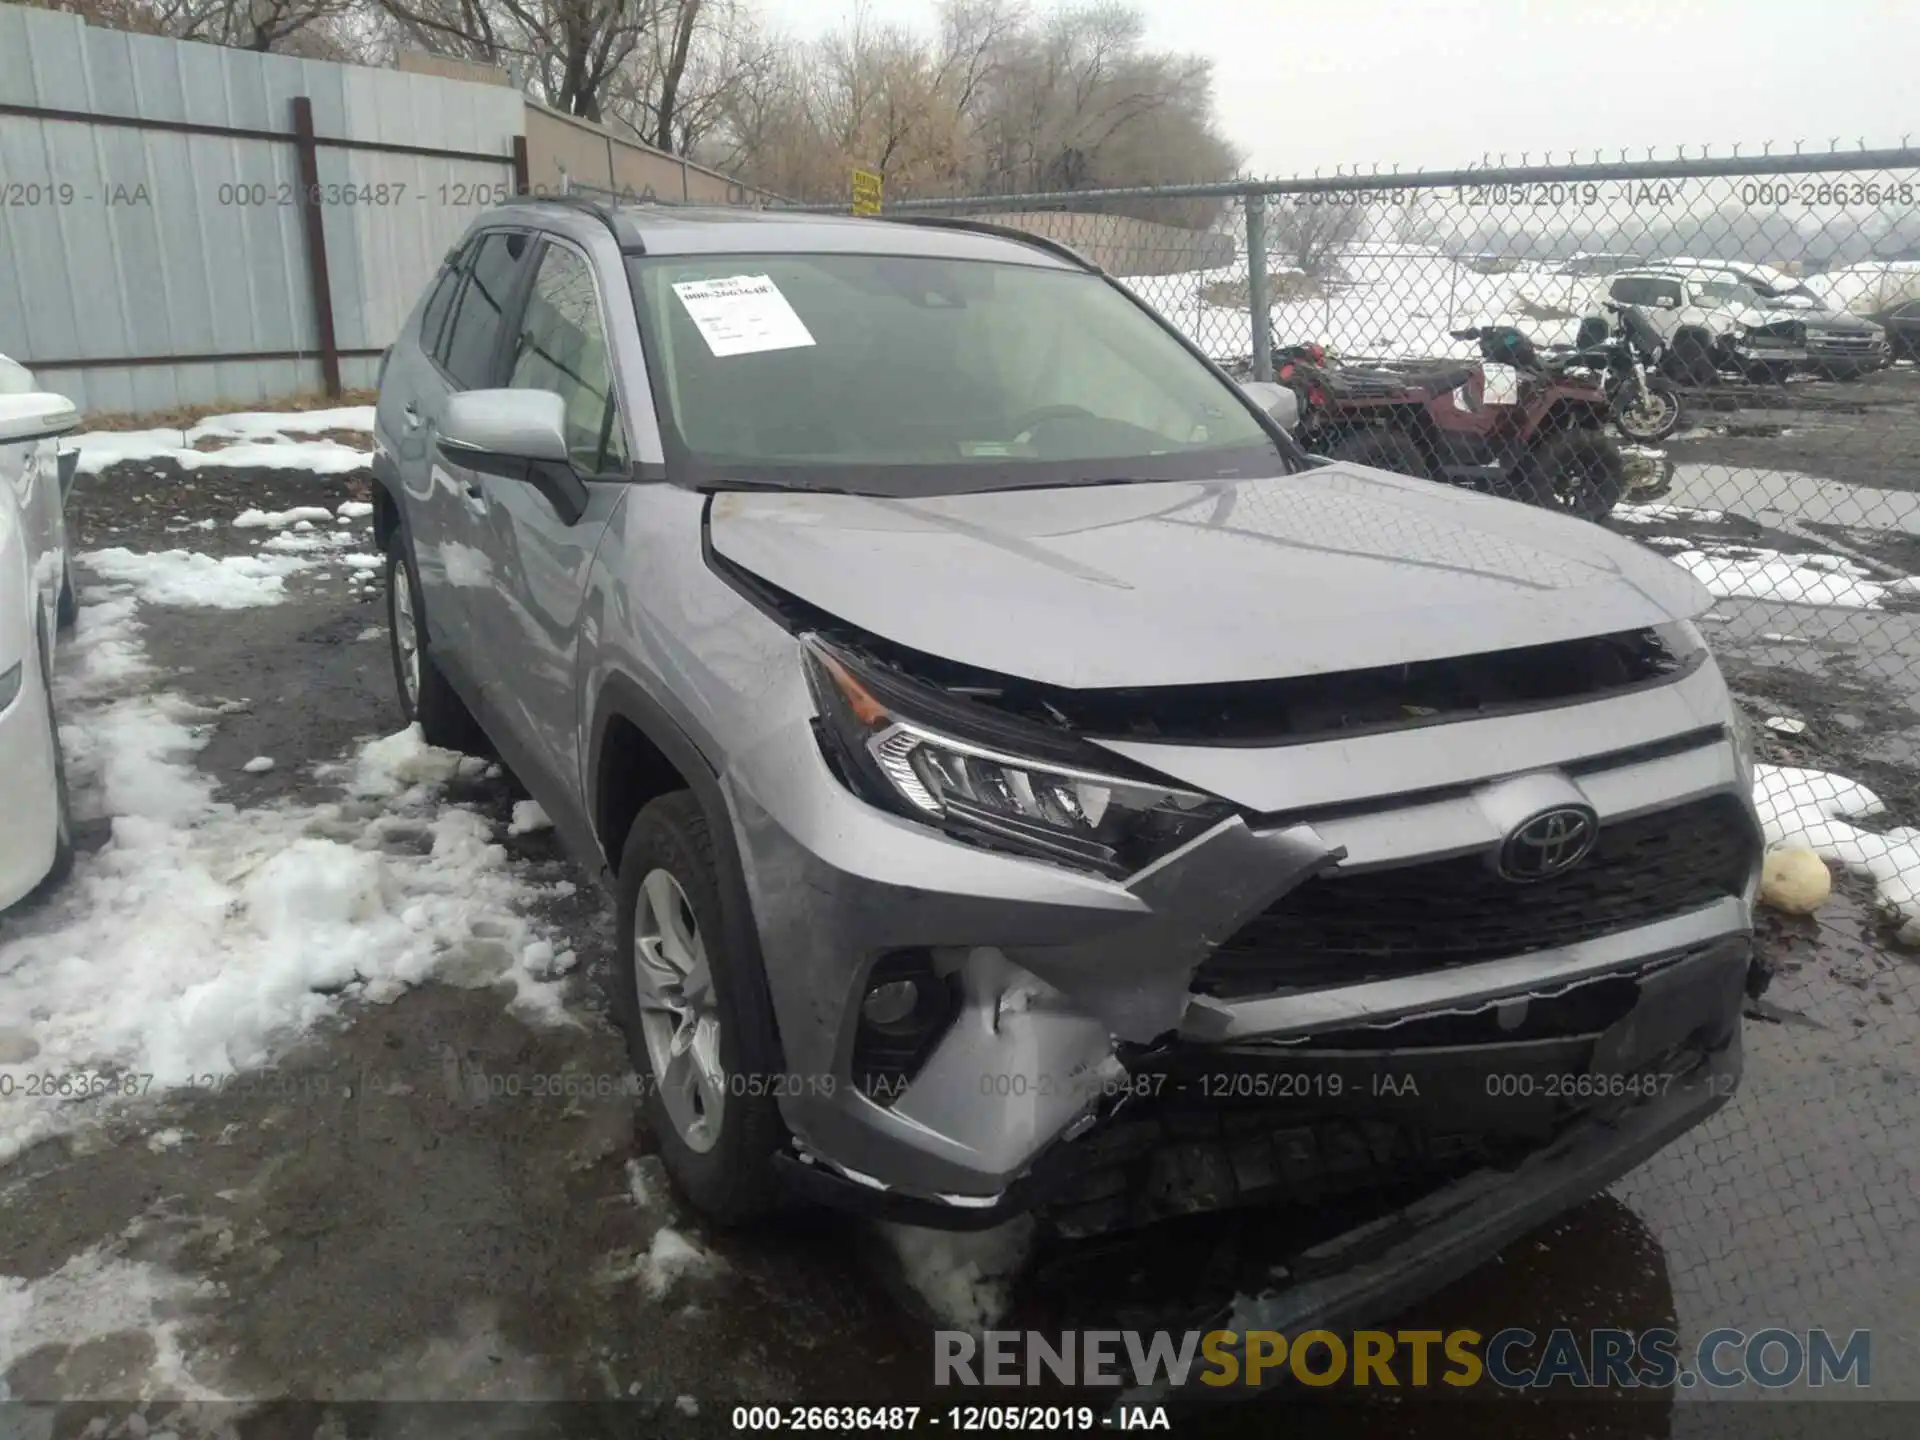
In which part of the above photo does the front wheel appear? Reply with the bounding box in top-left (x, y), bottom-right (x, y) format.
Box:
top-left (1611, 375), bottom-right (1682, 442)
top-left (1518, 429), bottom-right (1628, 522)
top-left (1666, 330), bottom-right (1719, 387)
top-left (610, 791), bottom-right (788, 1225)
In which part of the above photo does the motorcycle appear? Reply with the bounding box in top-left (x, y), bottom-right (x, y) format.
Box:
top-left (1569, 301), bottom-right (1684, 443)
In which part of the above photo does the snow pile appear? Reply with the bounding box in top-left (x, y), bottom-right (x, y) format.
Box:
top-left (1613, 502), bottom-right (1726, 524)
top-left (0, 596), bottom-right (569, 1161)
top-left (878, 1218), bottom-right (1034, 1333)
top-left (339, 725), bottom-right (475, 800)
top-left (508, 801), bottom-right (552, 837)
top-left (71, 407), bottom-right (373, 476)
top-left (82, 548), bottom-right (311, 609)
top-left (1754, 764), bottom-right (1920, 928)
top-left (234, 506), bottom-right (335, 530)
top-left (260, 530), bottom-right (357, 555)
top-left (1665, 543), bottom-right (1904, 609)
top-left (637, 1227), bottom-right (722, 1300)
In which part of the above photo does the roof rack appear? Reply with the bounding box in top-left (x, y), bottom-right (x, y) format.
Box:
top-left (880, 213), bottom-right (1101, 273)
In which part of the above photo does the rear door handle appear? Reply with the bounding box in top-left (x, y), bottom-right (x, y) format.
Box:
top-left (462, 481), bottom-right (488, 514)
top-left (403, 403), bottom-right (424, 431)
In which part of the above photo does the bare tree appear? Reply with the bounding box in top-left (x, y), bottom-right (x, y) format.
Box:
top-left (1269, 199), bottom-right (1365, 276)
top-left (24, 0), bottom-right (365, 54)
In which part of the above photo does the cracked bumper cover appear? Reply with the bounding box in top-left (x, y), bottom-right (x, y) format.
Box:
top-left (729, 694), bottom-right (1755, 1217)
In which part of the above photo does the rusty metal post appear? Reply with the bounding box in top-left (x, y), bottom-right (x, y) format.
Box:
top-left (290, 96), bottom-right (342, 399)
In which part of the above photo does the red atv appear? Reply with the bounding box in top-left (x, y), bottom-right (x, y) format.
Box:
top-left (1274, 328), bottom-right (1628, 521)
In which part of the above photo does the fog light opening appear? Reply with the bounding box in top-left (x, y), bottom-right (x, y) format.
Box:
top-left (852, 948), bottom-right (961, 1106)
top-left (861, 979), bottom-right (922, 1030)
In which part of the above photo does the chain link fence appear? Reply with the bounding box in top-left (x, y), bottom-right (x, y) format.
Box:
top-left (829, 148), bottom-right (1920, 1409)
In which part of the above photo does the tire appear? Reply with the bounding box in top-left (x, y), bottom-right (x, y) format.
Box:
top-left (384, 534), bottom-right (484, 752)
top-left (1667, 329), bottom-right (1719, 387)
top-left (1326, 427), bottom-right (1430, 478)
top-left (1518, 429), bottom-right (1628, 522)
top-left (1611, 375), bottom-right (1682, 443)
top-left (611, 791), bottom-right (786, 1225)
top-left (56, 553), bottom-right (77, 632)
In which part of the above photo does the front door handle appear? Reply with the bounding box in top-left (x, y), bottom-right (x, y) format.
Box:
top-left (462, 482), bottom-right (488, 514)
top-left (403, 403), bottom-right (424, 431)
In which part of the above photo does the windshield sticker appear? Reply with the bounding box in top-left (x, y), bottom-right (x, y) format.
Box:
top-left (671, 274), bottom-right (816, 357)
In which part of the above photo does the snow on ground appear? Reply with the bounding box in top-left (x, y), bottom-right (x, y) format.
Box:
top-left (1755, 764), bottom-right (1920, 930)
top-left (1661, 542), bottom-right (1906, 609)
top-left (636, 1227), bottom-right (722, 1301)
top-left (877, 1218), bottom-right (1034, 1333)
top-left (509, 801), bottom-right (553, 837)
top-left (71, 408), bottom-right (374, 477)
top-left (1613, 502), bottom-right (1727, 524)
top-left (0, 1246), bottom-right (223, 1400)
top-left (0, 592), bottom-right (572, 1164)
top-left (1121, 250), bottom-right (1592, 363)
top-left (234, 506), bottom-right (336, 530)
top-left (81, 548), bottom-right (312, 610)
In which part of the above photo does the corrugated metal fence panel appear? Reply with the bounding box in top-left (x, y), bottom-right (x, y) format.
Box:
top-left (0, 2), bottom-right (521, 412)
top-left (326, 65), bottom-right (523, 356)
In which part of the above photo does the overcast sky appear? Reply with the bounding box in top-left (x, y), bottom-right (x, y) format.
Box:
top-left (755, 0), bottom-right (1920, 178)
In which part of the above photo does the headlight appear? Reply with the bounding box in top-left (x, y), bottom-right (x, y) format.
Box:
top-left (0, 661), bottom-right (21, 712)
top-left (802, 637), bottom-right (1231, 877)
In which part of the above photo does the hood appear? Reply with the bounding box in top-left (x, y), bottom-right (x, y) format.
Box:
top-left (1732, 300), bottom-right (1877, 334)
top-left (707, 465), bottom-right (1713, 690)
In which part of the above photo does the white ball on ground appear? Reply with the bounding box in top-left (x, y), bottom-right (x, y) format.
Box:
top-left (1760, 848), bottom-right (1831, 914)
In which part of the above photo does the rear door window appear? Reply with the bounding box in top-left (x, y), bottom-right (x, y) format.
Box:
top-left (418, 258), bottom-right (463, 362)
top-left (441, 230), bottom-right (532, 389)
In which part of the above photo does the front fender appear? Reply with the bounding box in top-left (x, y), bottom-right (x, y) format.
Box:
top-left (0, 497), bottom-right (36, 669)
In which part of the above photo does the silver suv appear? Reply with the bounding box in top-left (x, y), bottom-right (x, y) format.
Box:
top-left (372, 199), bottom-right (1760, 1321)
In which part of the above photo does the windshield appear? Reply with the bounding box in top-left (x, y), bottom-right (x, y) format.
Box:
top-left (627, 252), bottom-right (1286, 494)
top-left (1694, 280), bottom-right (1763, 309)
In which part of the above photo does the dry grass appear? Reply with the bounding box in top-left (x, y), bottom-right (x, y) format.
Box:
top-left (79, 388), bottom-right (378, 434)
top-left (1201, 274), bottom-right (1323, 309)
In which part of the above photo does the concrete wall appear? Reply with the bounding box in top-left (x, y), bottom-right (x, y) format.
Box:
top-left (522, 103), bottom-right (781, 208)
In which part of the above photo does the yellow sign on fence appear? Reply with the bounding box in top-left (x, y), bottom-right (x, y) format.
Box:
top-left (851, 168), bottom-right (883, 215)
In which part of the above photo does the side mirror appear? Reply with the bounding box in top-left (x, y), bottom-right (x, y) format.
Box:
top-left (0, 392), bottom-right (80, 446)
top-left (437, 388), bottom-right (587, 525)
top-left (438, 389), bottom-right (569, 472)
top-left (1239, 380), bottom-right (1300, 434)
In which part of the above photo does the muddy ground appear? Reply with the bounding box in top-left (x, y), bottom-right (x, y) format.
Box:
top-left (3, 427), bottom-right (1918, 1438)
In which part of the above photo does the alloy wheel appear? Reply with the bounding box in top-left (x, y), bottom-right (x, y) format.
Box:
top-left (391, 567), bottom-right (421, 713)
top-left (1620, 389), bottom-right (1677, 441)
top-left (632, 867), bottom-right (726, 1153)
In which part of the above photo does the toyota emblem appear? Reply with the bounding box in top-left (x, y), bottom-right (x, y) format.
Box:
top-left (1498, 805), bottom-right (1599, 882)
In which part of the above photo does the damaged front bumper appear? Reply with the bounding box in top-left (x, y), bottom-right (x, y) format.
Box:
top-left (730, 648), bottom-right (1759, 1228)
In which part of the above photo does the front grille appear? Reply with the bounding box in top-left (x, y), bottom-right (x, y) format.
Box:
top-left (1809, 333), bottom-right (1882, 354)
top-left (1193, 795), bottom-right (1757, 1000)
